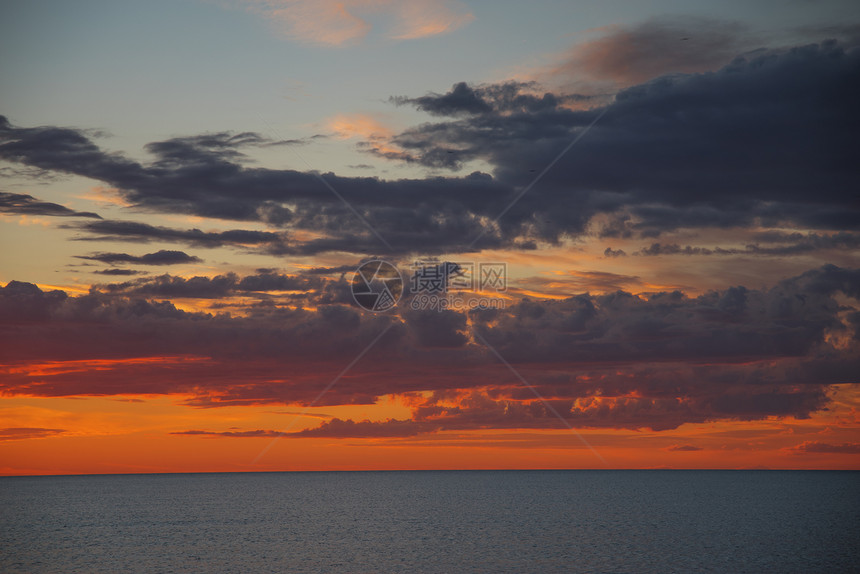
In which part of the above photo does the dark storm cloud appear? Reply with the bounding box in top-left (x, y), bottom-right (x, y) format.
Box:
top-left (3, 38), bottom-right (858, 253)
top-left (77, 250), bottom-right (202, 265)
top-left (1, 265), bottom-right (857, 431)
top-left (0, 191), bottom-right (101, 219)
top-left (388, 41), bottom-right (860, 239)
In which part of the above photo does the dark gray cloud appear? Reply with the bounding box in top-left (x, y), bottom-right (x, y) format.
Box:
top-left (65, 219), bottom-right (291, 250)
top-left (390, 81), bottom-right (592, 118)
top-left (392, 82), bottom-right (493, 116)
top-left (634, 233), bottom-right (860, 257)
top-left (402, 308), bottom-right (468, 348)
top-left (93, 269), bottom-right (147, 276)
top-left (0, 165), bottom-right (62, 185)
top-left (636, 243), bottom-right (732, 256)
top-left (94, 270), bottom-right (322, 299)
top-left (3, 39), bottom-right (858, 255)
top-left (77, 250), bottom-right (202, 265)
top-left (388, 41), bottom-right (860, 241)
top-left (0, 191), bottom-right (101, 219)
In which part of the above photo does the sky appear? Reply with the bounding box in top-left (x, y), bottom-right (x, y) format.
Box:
top-left (1, 0), bottom-right (859, 475)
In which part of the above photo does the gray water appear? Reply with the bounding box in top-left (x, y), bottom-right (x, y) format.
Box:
top-left (1, 470), bottom-right (858, 573)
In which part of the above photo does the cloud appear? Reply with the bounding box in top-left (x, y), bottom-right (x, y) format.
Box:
top-left (94, 270), bottom-right (322, 299)
top-left (548, 17), bottom-right (758, 90)
top-left (1, 264), bottom-right (857, 431)
top-left (391, 81), bottom-right (594, 118)
top-left (402, 308), bottom-right (468, 348)
top-left (171, 429), bottom-right (283, 438)
top-left (327, 114), bottom-right (394, 140)
top-left (175, 419), bottom-right (438, 439)
top-left (93, 269), bottom-right (147, 276)
top-left (392, 82), bottom-right (494, 116)
top-left (634, 233), bottom-right (860, 256)
top-left (289, 418), bottom-right (433, 437)
top-left (389, 0), bottom-right (474, 40)
top-left (665, 444), bottom-right (703, 452)
top-left (0, 427), bottom-right (66, 441)
top-left (250, 0), bottom-right (473, 46)
top-left (515, 270), bottom-right (640, 294)
top-left (66, 219), bottom-right (290, 250)
top-left (3, 40), bottom-right (858, 255)
top-left (386, 41), bottom-right (860, 240)
top-left (0, 192), bottom-right (101, 219)
top-left (788, 441), bottom-right (860, 454)
top-left (77, 250), bottom-right (202, 265)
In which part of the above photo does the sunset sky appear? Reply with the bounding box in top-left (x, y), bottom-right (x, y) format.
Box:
top-left (1, 0), bottom-right (859, 475)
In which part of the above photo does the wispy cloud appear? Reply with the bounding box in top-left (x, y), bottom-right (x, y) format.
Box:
top-left (788, 441), bottom-right (860, 454)
top-left (0, 427), bottom-right (66, 441)
top-left (0, 192), bottom-right (101, 219)
top-left (249, 0), bottom-right (473, 46)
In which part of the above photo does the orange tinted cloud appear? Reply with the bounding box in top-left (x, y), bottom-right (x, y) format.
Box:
top-left (253, 0), bottom-right (473, 46)
top-left (390, 1), bottom-right (475, 40)
top-left (327, 113), bottom-right (408, 158)
top-left (786, 441), bottom-right (860, 454)
top-left (535, 18), bottom-right (756, 94)
top-left (327, 113), bottom-right (394, 141)
top-left (5, 356), bottom-right (207, 378)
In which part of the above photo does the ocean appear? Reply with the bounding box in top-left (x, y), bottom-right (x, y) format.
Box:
top-left (1, 470), bottom-right (858, 573)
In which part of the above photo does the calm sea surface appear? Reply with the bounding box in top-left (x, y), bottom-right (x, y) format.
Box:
top-left (1, 470), bottom-right (858, 573)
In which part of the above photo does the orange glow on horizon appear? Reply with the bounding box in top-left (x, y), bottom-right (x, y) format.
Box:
top-left (1, 385), bottom-right (858, 476)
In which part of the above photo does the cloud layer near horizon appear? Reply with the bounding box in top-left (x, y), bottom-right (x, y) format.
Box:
top-left (2, 264), bottom-right (857, 435)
